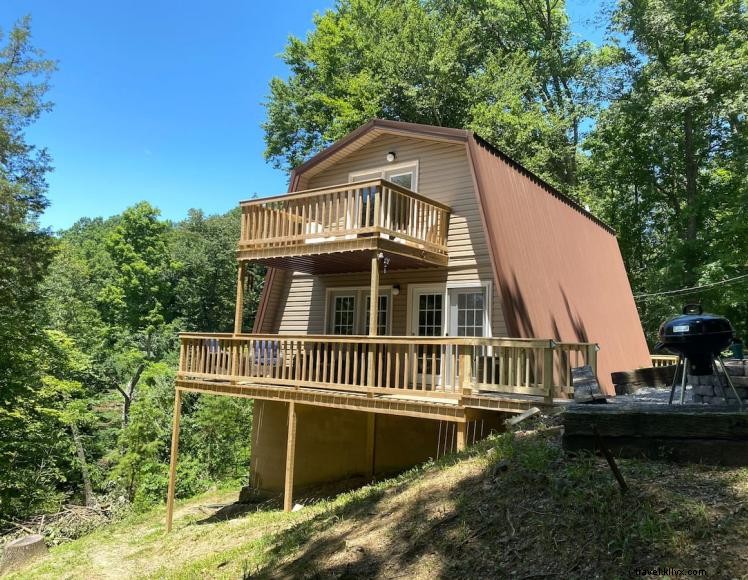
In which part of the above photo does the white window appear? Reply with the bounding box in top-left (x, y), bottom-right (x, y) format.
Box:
top-left (331, 294), bottom-right (356, 335)
top-left (326, 288), bottom-right (391, 335)
top-left (349, 160), bottom-right (419, 192)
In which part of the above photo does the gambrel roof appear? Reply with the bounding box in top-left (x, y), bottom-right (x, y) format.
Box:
top-left (254, 119), bottom-right (650, 392)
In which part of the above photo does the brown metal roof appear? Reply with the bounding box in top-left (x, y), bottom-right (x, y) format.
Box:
top-left (466, 135), bottom-right (650, 393)
top-left (254, 120), bottom-right (650, 392)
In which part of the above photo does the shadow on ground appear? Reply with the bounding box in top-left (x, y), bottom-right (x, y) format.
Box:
top-left (233, 427), bottom-right (748, 579)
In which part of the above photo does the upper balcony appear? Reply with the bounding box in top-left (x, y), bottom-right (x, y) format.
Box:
top-left (238, 179), bottom-right (451, 274)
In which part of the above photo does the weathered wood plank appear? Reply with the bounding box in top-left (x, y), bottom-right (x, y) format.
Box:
top-left (563, 403), bottom-right (748, 440)
top-left (611, 366), bottom-right (677, 394)
top-left (572, 365), bottom-right (606, 403)
top-left (564, 434), bottom-right (748, 466)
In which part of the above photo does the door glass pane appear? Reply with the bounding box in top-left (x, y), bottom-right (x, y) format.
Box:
top-left (418, 294), bottom-right (442, 336)
top-left (332, 295), bottom-right (356, 335)
top-left (388, 172), bottom-right (412, 189)
top-left (455, 290), bottom-right (485, 337)
top-left (417, 292), bottom-right (443, 378)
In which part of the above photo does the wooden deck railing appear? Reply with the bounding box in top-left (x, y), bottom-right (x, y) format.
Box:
top-left (651, 354), bottom-right (679, 367)
top-left (178, 334), bottom-right (598, 402)
top-left (239, 179), bottom-right (451, 257)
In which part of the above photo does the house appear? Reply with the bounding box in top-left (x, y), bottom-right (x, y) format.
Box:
top-left (166, 119), bottom-right (650, 528)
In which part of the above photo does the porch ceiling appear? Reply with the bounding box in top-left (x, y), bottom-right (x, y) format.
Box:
top-left (237, 237), bottom-right (448, 274)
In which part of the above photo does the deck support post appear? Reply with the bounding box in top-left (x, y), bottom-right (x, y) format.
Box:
top-left (456, 420), bottom-right (467, 452)
top-left (166, 388), bottom-right (182, 532)
top-left (365, 254), bottom-right (379, 478)
top-left (234, 261), bottom-right (246, 335)
top-left (543, 346), bottom-right (554, 405)
top-left (283, 401), bottom-right (297, 513)
top-left (367, 253), bottom-right (379, 388)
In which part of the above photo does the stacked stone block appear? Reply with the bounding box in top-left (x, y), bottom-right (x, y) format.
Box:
top-left (690, 359), bottom-right (748, 405)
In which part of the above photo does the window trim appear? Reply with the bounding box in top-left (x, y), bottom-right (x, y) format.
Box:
top-left (348, 160), bottom-right (420, 192)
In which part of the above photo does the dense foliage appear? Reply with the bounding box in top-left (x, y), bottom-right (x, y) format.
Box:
top-left (264, 0), bottom-right (748, 341)
top-left (1, 195), bottom-right (264, 525)
top-left (585, 0), bottom-right (748, 341)
top-left (0, 16), bottom-right (60, 524)
top-left (0, 18), bottom-right (265, 524)
top-left (264, 0), bottom-right (607, 195)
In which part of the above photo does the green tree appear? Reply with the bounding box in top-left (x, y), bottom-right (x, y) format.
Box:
top-left (39, 331), bottom-right (99, 507)
top-left (585, 0), bottom-right (748, 340)
top-left (263, 0), bottom-right (602, 195)
top-left (465, 0), bottom-right (609, 192)
top-left (42, 238), bottom-right (108, 352)
top-left (97, 202), bottom-right (180, 425)
top-left (99, 202), bottom-right (177, 340)
top-left (0, 16), bottom-right (59, 524)
top-left (172, 207), bottom-right (265, 333)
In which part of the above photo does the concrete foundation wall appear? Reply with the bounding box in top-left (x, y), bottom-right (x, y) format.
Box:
top-left (250, 401), bottom-right (507, 493)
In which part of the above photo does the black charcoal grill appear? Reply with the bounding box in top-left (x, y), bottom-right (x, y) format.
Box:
top-left (656, 304), bottom-right (742, 407)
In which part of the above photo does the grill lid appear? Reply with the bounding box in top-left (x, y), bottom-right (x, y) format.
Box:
top-left (656, 304), bottom-right (735, 374)
top-left (658, 304), bottom-right (733, 342)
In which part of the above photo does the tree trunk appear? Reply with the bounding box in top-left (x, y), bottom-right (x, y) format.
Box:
top-left (70, 422), bottom-right (96, 507)
top-left (0, 535), bottom-right (48, 574)
top-left (683, 110), bottom-right (699, 282)
top-left (122, 396), bottom-right (132, 426)
top-left (116, 362), bottom-right (146, 426)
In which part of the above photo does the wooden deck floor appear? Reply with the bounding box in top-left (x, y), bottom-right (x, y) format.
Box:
top-left (175, 378), bottom-right (558, 422)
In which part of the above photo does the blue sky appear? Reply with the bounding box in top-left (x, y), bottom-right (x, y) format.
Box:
top-left (2, 0), bottom-right (607, 231)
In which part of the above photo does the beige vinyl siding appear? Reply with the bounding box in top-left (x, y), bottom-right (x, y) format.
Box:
top-left (273, 273), bottom-right (325, 334)
top-left (271, 134), bottom-right (507, 337)
top-left (256, 270), bottom-right (288, 333)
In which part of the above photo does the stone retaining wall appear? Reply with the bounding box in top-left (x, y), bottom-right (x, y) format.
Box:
top-left (690, 359), bottom-right (748, 404)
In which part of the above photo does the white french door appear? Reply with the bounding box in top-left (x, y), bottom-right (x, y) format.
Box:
top-left (409, 285), bottom-right (490, 389)
top-left (448, 288), bottom-right (488, 386)
top-left (410, 289), bottom-right (445, 387)
top-left (448, 289), bottom-right (487, 338)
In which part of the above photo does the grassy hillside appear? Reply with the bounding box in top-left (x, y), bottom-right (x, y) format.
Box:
top-left (6, 420), bottom-right (748, 579)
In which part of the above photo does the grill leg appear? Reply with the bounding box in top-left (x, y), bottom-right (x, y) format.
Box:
top-left (710, 358), bottom-right (726, 400)
top-left (716, 356), bottom-right (743, 410)
top-left (680, 356), bottom-right (689, 404)
top-left (669, 356), bottom-right (682, 405)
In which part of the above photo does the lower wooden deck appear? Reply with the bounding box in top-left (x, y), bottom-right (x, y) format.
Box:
top-left (176, 378), bottom-right (561, 422)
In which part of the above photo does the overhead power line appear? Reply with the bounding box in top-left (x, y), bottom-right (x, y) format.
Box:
top-left (634, 273), bottom-right (748, 300)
